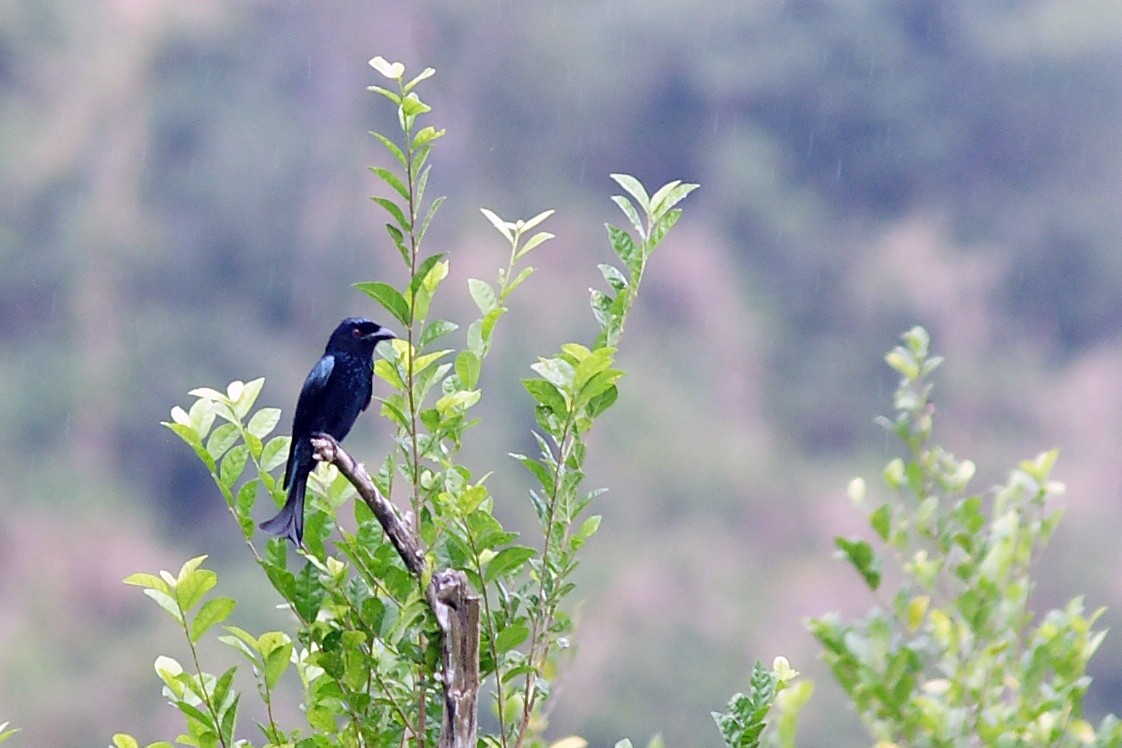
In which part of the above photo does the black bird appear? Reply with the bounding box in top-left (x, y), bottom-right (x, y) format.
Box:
top-left (260, 317), bottom-right (396, 546)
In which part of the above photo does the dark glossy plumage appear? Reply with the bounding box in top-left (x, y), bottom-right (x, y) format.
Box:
top-left (259, 317), bottom-right (396, 546)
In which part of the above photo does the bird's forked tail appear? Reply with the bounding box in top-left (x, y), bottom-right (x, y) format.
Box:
top-left (258, 472), bottom-right (307, 547)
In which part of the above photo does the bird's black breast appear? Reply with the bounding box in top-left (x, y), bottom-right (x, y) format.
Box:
top-left (315, 351), bottom-right (373, 441)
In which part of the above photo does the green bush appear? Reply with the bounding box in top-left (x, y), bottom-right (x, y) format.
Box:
top-left (115, 57), bottom-right (695, 748)
top-left (803, 327), bottom-right (1121, 747)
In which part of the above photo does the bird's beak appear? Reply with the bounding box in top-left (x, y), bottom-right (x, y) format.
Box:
top-left (365, 328), bottom-right (398, 343)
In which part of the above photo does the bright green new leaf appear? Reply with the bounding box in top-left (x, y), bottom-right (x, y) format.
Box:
top-left (260, 435), bottom-right (291, 473)
top-left (247, 407), bottom-right (281, 439)
top-left (190, 596), bottom-right (236, 643)
top-left (412, 125), bottom-right (445, 148)
top-left (260, 632), bottom-right (293, 690)
top-left (400, 92), bottom-right (431, 117)
top-left (503, 266), bottom-right (536, 297)
top-left (455, 350), bottom-right (481, 389)
top-left (206, 423), bottom-right (239, 462)
top-left (123, 572), bottom-right (170, 594)
top-left (411, 348), bottom-right (452, 376)
top-left (176, 567), bottom-right (218, 612)
top-left (153, 655), bottom-right (184, 693)
top-left (436, 389), bottom-right (481, 414)
top-left (577, 514), bottom-right (601, 541)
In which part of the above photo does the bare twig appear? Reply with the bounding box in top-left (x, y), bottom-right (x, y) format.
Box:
top-left (310, 433), bottom-right (425, 576)
top-left (310, 433), bottom-right (480, 748)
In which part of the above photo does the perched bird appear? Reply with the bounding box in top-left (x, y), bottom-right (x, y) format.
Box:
top-left (260, 317), bottom-right (396, 546)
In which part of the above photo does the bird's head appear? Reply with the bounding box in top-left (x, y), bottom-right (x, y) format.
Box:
top-left (329, 317), bottom-right (397, 353)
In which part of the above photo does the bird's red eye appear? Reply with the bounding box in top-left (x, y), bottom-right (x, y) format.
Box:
top-left (352, 328), bottom-right (362, 337)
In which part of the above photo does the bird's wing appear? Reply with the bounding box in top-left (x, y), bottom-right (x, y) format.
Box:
top-left (292, 354), bottom-right (335, 431)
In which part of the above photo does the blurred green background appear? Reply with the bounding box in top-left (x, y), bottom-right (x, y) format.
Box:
top-left (4, 0), bottom-right (1122, 744)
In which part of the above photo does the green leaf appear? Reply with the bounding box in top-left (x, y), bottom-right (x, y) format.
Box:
top-left (261, 435), bottom-right (291, 473)
top-left (610, 173), bottom-right (651, 213)
top-left (385, 222), bottom-right (409, 264)
top-left (417, 195), bottom-right (446, 243)
top-left (607, 224), bottom-right (640, 275)
top-left (412, 125), bottom-right (445, 148)
top-left (611, 194), bottom-right (644, 235)
top-left (494, 624), bottom-right (530, 654)
top-left (522, 379), bottom-right (568, 416)
top-left (599, 263), bottom-right (629, 292)
top-left (835, 537), bottom-right (882, 591)
top-left (163, 422), bottom-right (214, 472)
top-left (421, 319), bottom-right (458, 348)
top-left (220, 444), bottom-right (248, 489)
top-left (516, 231), bottom-right (554, 260)
top-left (468, 278), bottom-right (499, 314)
top-left (530, 356), bottom-right (575, 392)
top-left (370, 130), bottom-right (407, 169)
top-left (455, 350), bottom-right (481, 389)
top-left (484, 545), bottom-right (536, 582)
top-left (480, 208), bottom-right (513, 243)
top-left (400, 92), bottom-right (431, 117)
top-left (143, 588), bottom-right (184, 624)
top-left (372, 196), bottom-right (411, 232)
top-left (410, 252), bottom-right (447, 299)
top-left (503, 266), bottom-right (536, 297)
top-left (403, 66), bottom-right (436, 92)
top-left (190, 596), bottom-right (236, 643)
top-left (649, 207), bottom-right (682, 248)
top-left (176, 568), bottom-right (218, 612)
top-left (247, 408), bottom-right (282, 440)
top-left (206, 423), bottom-right (240, 461)
top-left (111, 734), bottom-right (137, 748)
top-left (870, 503), bottom-right (892, 541)
top-left (577, 514), bottom-right (601, 541)
top-left (370, 166), bottom-right (410, 201)
top-left (123, 572), bottom-right (170, 594)
top-left (260, 632), bottom-right (293, 690)
top-left (367, 85), bottom-right (401, 105)
top-left (649, 180), bottom-right (699, 219)
top-left (294, 562), bottom-right (324, 621)
top-left (586, 384), bottom-right (618, 418)
top-left (236, 378), bottom-right (266, 418)
top-left (355, 281), bottom-right (410, 326)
